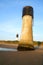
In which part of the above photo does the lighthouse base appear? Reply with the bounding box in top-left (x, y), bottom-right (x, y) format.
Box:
top-left (17, 44), bottom-right (35, 51)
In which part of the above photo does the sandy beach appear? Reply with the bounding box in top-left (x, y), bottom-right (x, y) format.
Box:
top-left (0, 48), bottom-right (43, 65)
top-left (0, 42), bottom-right (43, 65)
top-left (0, 43), bottom-right (18, 49)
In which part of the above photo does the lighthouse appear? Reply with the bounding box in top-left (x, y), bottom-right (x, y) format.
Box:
top-left (17, 6), bottom-right (34, 50)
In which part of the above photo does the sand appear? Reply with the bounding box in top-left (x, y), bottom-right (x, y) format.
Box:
top-left (0, 44), bottom-right (18, 48)
top-left (0, 43), bottom-right (43, 65)
top-left (0, 48), bottom-right (43, 65)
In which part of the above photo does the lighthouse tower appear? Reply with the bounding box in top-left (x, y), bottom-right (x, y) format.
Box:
top-left (18, 6), bottom-right (34, 50)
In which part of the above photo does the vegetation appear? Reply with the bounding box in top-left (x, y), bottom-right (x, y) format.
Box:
top-left (0, 40), bottom-right (19, 44)
top-left (0, 40), bottom-right (43, 46)
top-left (37, 41), bottom-right (41, 46)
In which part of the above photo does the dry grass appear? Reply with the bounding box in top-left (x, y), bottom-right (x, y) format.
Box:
top-left (0, 40), bottom-right (19, 44)
top-left (0, 40), bottom-right (43, 46)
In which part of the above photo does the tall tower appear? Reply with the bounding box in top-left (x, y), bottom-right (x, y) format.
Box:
top-left (20, 6), bottom-right (33, 44)
top-left (18, 6), bottom-right (34, 50)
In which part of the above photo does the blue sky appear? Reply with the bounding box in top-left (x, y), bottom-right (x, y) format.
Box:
top-left (0, 0), bottom-right (43, 41)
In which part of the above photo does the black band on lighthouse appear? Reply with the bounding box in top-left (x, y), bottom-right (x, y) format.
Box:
top-left (22, 6), bottom-right (33, 18)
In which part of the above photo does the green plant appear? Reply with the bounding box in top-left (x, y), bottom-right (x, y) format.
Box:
top-left (38, 41), bottom-right (41, 46)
